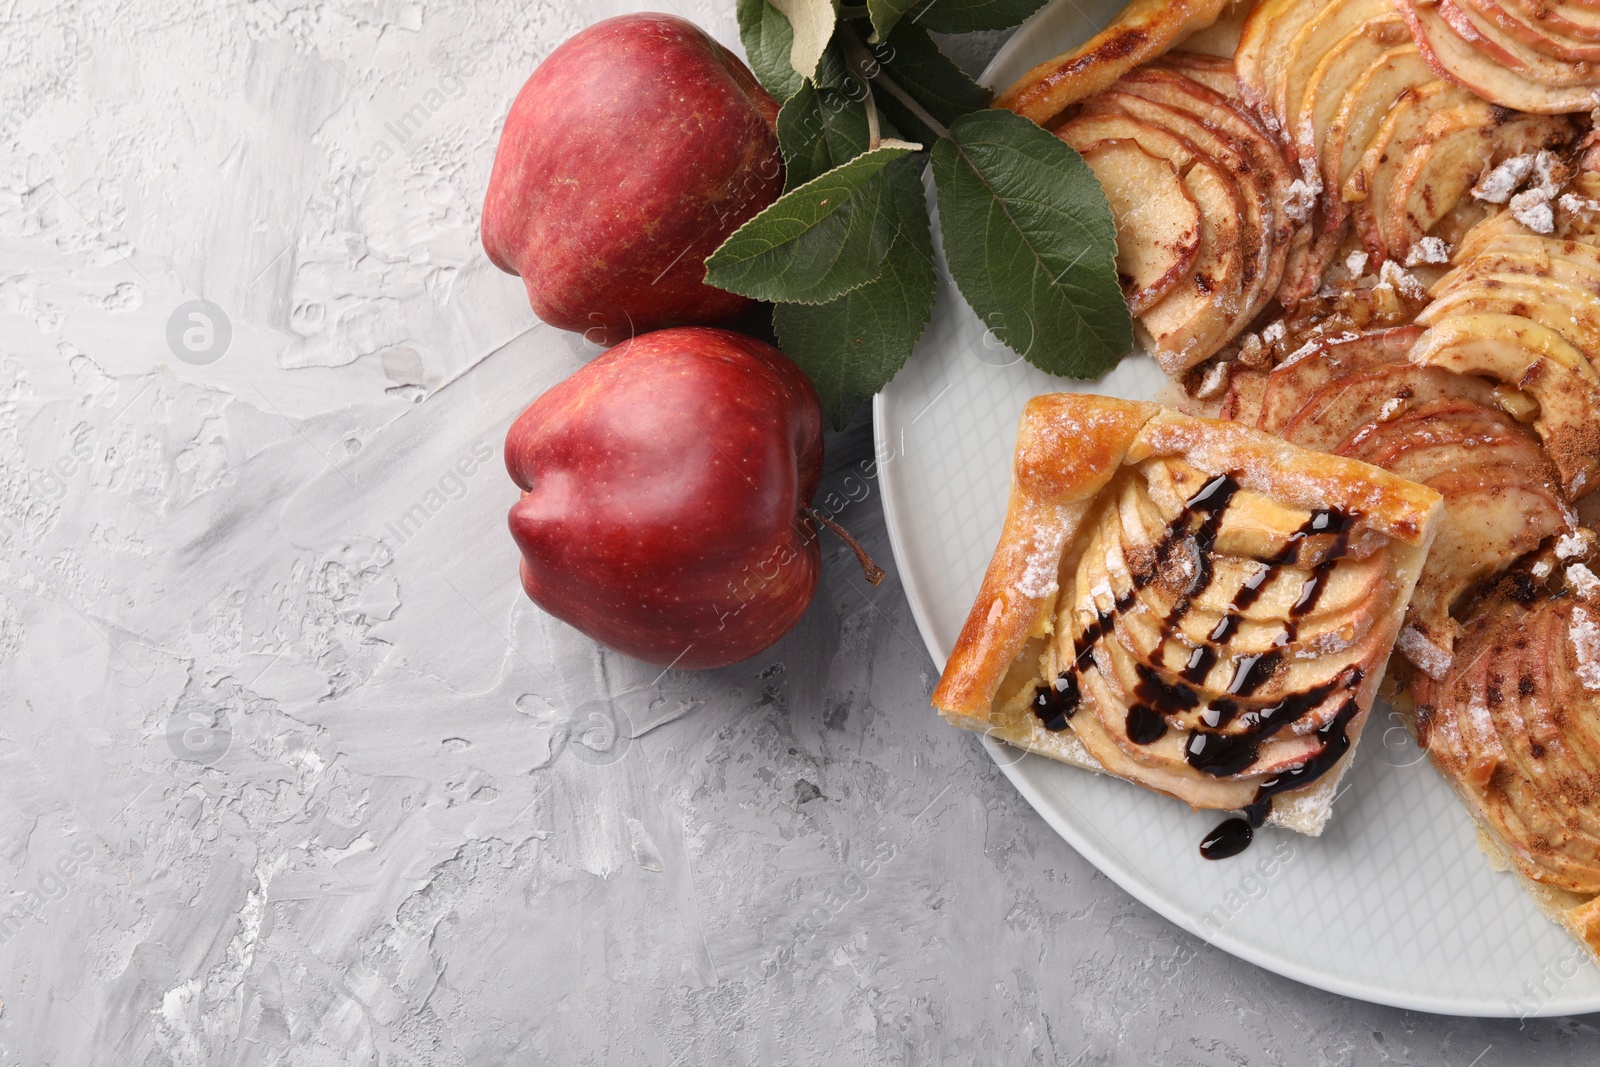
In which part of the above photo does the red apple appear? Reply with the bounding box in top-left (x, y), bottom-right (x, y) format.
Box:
top-left (483, 14), bottom-right (783, 346)
top-left (506, 327), bottom-right (824, 668)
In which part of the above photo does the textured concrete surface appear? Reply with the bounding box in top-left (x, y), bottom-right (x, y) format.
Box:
top-left (2, 0), bottom-right (1599, 1063)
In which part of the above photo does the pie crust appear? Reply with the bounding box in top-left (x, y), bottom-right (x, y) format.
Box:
top-left (932, 394), bottom-right (1444, 838)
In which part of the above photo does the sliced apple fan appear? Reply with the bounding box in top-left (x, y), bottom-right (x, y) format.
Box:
top-left (931, 395), bottom-right (1443, 847)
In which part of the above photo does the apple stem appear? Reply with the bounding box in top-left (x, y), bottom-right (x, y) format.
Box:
top-left (840, 26), bottom-right (952, 142)
top-left (863, 77), bottom-right (882, 151)
top-left (801, 507), bottom-right (885, 586)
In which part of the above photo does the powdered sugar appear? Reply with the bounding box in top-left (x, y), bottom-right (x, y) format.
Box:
top-left (1398, 623), bottom-right (1452, 680)
top-left (1015, 517), bottom-right (1065, 599)
top-left (1477, 149), bottom-right (1574, 233)
top-left (1570, 605), bottom-right (1600, 690)
top-left (1466, 697), bottom-right (1496, 747)
top-left (1567, 562), bottom-right (1600, 600)
top-left (1556, 531), bottom-right (1590, 559)
top-left (1471, 149), bottom-right (1573, 235)
top-left (1510, 189), bottom-right (1556, 234)
top-left (1405, 236), bottom-right (1451, 266)
top-left (1559, 192), bottom-right (1600, 219)
top-left (1375, 261), bottom-right (1427, 299)
top-left (1345, 249), bottom-right (1369, 278)
top-left (1472, 154), bottom-right (1537, 204)
top-left (1194, 360), bottom-right (1231, 400)
top-left (1284, 178), bottom-right (1319, 224)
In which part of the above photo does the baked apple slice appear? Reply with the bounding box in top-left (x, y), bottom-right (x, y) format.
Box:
top-left (1252, 326), bottom-right (1432, 432)
top-left (1422, 273), bottom-right (1600, 358)
top-left (1153, 52), bottom-right (1242, 100)
top-left (1073, 460), bottom-right (1410, 783)
top-left (995, 0), bottom-right (1235, 125)
top-left (1464, 0), bottom-right (1600, 62)
top-left (1061, 136), bottom-right (1204, 314)
top-left (1436, 255), bottom-right (1600, 318)
top-left (1407, 310), bottom-right (1600, 495)
top-left (1412, 580), bottom-right (1600, 923)
top-left (1433, 262), bottom-right (1600, 360)
top-left (1277, 0), bottom-right (1400, 146)
top-left (1383, 105), bottom-right (1577, 260)
top-left (1505, 0), bottom-right (1600, 44)
top-left (1080, 485), bottom-right (1391, 762)
top-left (1237, 0), bottom-right (1336, 117)
top-left (1326, 46), bottom-right (1439, 243)
top-left (1439, 232), bottom-right (1600, 289)
top-left (1296, 17), bottom-right (1414, 212)
top-left (1346, 79), bottom-right (1478, 261)
top-left (1113, 69), bottom-right (1295, 321)
top-left (1403, 0), bottom-right (1598, 112)
top-left (1438, 0), bottom-right (1598, 85)
top-left (1280, 18), bottom-right (1417, 294)
top-left (1135, 159), bottom-right (1248, 373)
top-left (1335, 398), bottom-right (1569, 664)
top-left (1080, 88), bottom-right (1268, 371)
top-left (1276, 362), bottom-right (1514, 453)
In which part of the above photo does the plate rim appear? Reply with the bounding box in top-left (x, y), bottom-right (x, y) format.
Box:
top-left (870, 0), bottom-right (1600, 1018)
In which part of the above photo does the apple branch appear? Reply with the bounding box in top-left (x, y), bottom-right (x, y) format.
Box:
top-left (840, 25), bottom-right (951, 142)
top-left (801, 507), bottom-right (885, 585)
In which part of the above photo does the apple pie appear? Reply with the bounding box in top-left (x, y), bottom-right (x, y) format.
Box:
top-left (989, 0), bottom-right (1600, 968)
top-left (931, 394), bottom-right (1444, 858)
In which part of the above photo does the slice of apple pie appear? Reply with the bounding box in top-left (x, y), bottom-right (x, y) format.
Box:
top-left (931, 393), bottom-right (1444, 857)
top-left (1411, 537), bottom-right (1600, 959)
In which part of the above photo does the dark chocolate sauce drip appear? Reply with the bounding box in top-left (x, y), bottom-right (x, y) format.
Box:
top-left (1200, 698), bottom-right (1237, 729)
top-left (1030, 673), bottom-right (1079, 733)
top-left (1030, 595), bottom-right (1134, 731)
top-left (1030, 474), bottom-right (1240, 731)
top-left (1184, 668), bottom-right (1360, 778)
top-left (1124, 662), bottom-right (1200, 744)
top-left (1125, 704), bottom-right (1169, 744)
top-left (1181, 644), bottom-right (1217, 685)
top-left (1199, 818), bottom-right (1254, 860)
top-left (1159, 473), bottom-right (1240, 630)
top-left (1198, 669), bottom-right (1366, 860)
top-left (1209, 509), bottom-right (1355, 698)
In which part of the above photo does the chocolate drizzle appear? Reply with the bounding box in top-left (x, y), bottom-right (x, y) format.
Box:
top-left (1022, 470), bottom-right (1371, 860)
top-left (1201, 682), bottom-right (1365, 859)
top-left (1030, 595), bottom-right (1133, 731)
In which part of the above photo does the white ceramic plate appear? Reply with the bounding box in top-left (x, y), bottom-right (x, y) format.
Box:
top-left (873, 0), bottom-right (1600, 1017)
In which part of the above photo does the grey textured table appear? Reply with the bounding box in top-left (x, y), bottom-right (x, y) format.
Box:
top-left (3, 1), bottom-right (1598, 1062)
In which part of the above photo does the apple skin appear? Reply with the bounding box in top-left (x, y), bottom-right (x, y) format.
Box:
top-left (506, 327), bottom-right (824, 668)
top-left (482, 14), bottom-right (783, 346)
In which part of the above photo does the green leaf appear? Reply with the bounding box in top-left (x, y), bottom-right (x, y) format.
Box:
top-left (905, 0), bottom-right (1052, 33)
top-left (774, 157), bottom-right (937, 428)
top-left (864, 0), bottom-right (918, 42)
top-left (776, 80), bottom-right (905, 189)
top-left (737, 0), bottom-right (805, 102)
top-left (871, 22), bottom-right (991, 143)
top-left (706, 140), bottom-right (921, 305)
top-left (776, 81), bottom-right (870, 190)
top-left (930, 109), bottom-right (1131, 377)
top-left (772, 0), bottom-right (839, 81)
top-left (812, 39), bottom-right (852, 91)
